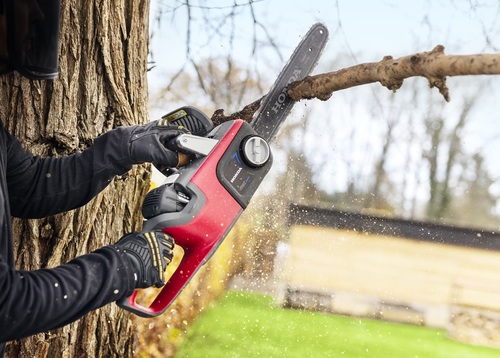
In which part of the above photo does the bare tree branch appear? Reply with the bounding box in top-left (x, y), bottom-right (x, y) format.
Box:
top-left (288, 45), bottom-right (500, 102)
top-left (212, 45), bottom-right (500, 124)
top-left (211, 97), bottom-right (263, 126)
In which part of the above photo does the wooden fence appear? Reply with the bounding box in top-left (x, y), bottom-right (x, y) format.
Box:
top-left (276, 204), bottom-right (500, 347)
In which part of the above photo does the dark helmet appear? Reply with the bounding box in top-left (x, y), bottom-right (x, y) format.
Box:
top-left (2, 0), bottom-right (61, 80)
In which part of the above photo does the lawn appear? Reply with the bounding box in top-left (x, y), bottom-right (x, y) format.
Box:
top-left (175, 291), bottom-right (500, 358)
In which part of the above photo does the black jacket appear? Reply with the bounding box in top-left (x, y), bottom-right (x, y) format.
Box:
top-left (0, 123), bottom-right (137, 355)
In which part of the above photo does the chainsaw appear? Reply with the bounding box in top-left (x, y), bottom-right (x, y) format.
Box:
top-left (117, 23), bottom-right (329, 317)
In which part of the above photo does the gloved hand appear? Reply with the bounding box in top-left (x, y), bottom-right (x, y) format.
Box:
top-left (116, 231), bottom-right (175, 289)
top-left (128, 120), bottom-right (189, 168)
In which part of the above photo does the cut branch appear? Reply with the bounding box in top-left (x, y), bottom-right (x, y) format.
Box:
top-left (211, 97), bottom-right (263, 125)
top-left (288, 45), bottom-right (500, 102)
top-left (211, 45), bottom-right (500, 124)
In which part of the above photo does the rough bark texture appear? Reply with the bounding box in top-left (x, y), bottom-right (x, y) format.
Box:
top-left (1, 0), bottom-right (150, 356)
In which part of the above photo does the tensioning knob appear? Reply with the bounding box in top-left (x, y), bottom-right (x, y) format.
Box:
top-left (241, 136), bottom-right (271, 167)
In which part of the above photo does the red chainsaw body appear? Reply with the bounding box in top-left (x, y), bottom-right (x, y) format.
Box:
top-left (120, 120), bottom-right (272, 317)
top-left (118, 22), bottom-right (329, 318)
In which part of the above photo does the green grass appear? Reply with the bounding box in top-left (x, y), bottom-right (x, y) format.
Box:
top-left (175, 291), bottom-right (500, 358)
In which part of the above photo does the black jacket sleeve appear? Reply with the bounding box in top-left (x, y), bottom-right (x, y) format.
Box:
top-left (0, 125), bottom-right (138, 344)
top-left (0, 245), bottom-right (135, 343)
top-left (6, 126), bottom-right (135, 218)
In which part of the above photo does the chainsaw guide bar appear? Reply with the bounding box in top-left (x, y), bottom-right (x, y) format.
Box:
top-left (251, 22), bottom-right (329, 142)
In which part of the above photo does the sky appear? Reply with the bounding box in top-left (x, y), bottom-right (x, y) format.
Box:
top-left (146, 0), bottom-right (500, 215)
top-left (148, 0), bottom-right (500, 85)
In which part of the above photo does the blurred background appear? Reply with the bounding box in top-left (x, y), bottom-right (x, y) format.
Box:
top-left (137, 1), bottom-right (500, 356)
top-left (148, 0), bottom-right (500, 229)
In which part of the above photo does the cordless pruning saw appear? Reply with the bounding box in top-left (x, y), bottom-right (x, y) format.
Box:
top-left (118, 23), bottom-right (329, 317)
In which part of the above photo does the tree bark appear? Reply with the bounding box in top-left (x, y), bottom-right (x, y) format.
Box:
top-left (1, 0), bottom-right (150, 356)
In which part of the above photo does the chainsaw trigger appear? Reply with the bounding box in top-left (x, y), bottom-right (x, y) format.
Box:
top-left (173, 134), bottom-right (218, 156)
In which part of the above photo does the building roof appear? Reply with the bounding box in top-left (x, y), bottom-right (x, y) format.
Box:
top-left (288, 204), bottom-right (500, 251)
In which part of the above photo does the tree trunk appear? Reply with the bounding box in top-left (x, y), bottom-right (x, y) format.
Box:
top-left (0, 0), bottom-right (150, 356)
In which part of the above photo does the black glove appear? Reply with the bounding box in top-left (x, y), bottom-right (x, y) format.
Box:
top-left (116, 231), bottom-right (175, 289)
top-left (128, 120), bottom-right (188, 168)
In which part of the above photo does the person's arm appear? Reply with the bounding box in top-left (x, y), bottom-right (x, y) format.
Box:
top-left (6, 122), bottom-right (187, 219)
top-left (0, 230), bottom-right (174, 343)
top-left (0, 245), bottom-right (135, 342)
top-left (6, 127), bottom-right (133, 218)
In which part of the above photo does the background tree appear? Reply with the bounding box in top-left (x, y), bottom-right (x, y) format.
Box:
top-left (424, 100), bottom-right (473, 221)
top-left (445, 153), bottom-right (499, 229)
top-left (151, 56), bottom-right (264, 116)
